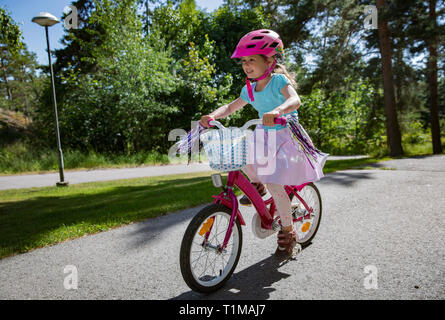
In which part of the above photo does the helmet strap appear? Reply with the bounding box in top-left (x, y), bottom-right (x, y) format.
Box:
top-left (246, 56), bottom-right (277, 102)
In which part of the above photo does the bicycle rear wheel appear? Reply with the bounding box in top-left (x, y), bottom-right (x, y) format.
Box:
top-left (289, 183), bottom-right (322, 247)
top-left (180, 204), bottom-right (242, 293)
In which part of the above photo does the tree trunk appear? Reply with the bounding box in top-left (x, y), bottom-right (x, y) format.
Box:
top-left (376, 0), bottom-right (403, 156)
top-left (427, 0), bottom-right (442, 154)
top-left (394, 48), bottom-right (403, 112)
top-left (1, 55), bottom-right (13, 101)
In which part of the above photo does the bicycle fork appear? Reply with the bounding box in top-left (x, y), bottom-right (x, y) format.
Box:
top-left (206, 185), bottom-right (240, 254)
top-left (207, 170), bottom-right (253, 254)
top-left (286, 185), bottom-right (314, 223)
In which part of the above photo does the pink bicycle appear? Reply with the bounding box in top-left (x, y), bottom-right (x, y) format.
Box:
top-left (179, 118), bottom-right (322, 293)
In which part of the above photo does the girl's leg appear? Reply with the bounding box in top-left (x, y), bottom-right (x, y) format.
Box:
top-left (267, 183), bottom-right (300, 257)
top-left (266, 183), bottom-right (293, 231)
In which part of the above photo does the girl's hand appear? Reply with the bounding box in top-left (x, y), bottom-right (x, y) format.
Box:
top-left (200, 115), bottom-right (214, 128)
top-left (262, 110), bottom-right (280, 127)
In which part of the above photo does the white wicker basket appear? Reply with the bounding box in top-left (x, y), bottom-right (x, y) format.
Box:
top-left (200, 127), bottom-right (251, 172)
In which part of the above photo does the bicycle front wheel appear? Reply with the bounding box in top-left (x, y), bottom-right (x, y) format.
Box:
top-left (179, 204), bottom-right (242, 293)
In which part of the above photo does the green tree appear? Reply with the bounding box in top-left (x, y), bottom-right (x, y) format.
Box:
top-left (54, 0), bottom-right (107, 75)
top-left (300, 77), bottom-right (383, 155)
top-left (148, 1), bottom-right (269, 128)
top-left (149, 0), bottom-right (209, 60)
top-left (35, 0), bottom-right (177, 154)
top-left (373, 0), bottom-right (403, 156)
top-left (362, 0), bottom-right (444, 155)
top-left (0, 46), bottom-right (43, 116)
top-left (172, 38), bottom-right (231, 130)
top-left (404, 0), bottom-right (444, 154)
top-left (426, 0), bottom-right (443, 154)
top-left (0, 7), bottom-right (24, 101)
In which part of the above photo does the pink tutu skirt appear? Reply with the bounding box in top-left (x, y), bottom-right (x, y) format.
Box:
top-left (243, 125), bottom-right (328, 186)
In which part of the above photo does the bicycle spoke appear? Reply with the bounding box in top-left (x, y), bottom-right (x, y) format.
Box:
top-left (199, 251), bottom-right (212, 278)
top-left (212, 227), bottom-right (229, 241)
top-left (191, 248), bottom-right (206, 270)
top-left (210, 256), bottom-right (218, 278)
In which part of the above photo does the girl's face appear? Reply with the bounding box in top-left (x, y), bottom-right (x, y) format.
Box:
top-left (240, 55), bottom-right (273, 78)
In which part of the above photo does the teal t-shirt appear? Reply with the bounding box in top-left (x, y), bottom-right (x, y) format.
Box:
top-left (240, 73), bottom-right (298, 130)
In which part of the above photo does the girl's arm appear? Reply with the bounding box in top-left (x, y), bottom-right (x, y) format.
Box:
top-left (277, 84), bottom-right (301, 114)
top-left (200, 97), bottom-right (247, 127)
top-left (262, 84), bottom-right (301, 126)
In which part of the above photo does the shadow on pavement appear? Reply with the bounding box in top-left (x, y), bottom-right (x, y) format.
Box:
top-left (320, 171), bottom-right (375, 187)
top-left (124, 204), bottom-right (204, 250)
top-left (172, 244), bottom-right (313, 300)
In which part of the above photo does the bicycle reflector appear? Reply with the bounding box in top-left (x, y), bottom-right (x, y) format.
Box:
top-left (301, 222), bottom-right (311, 232)
top-left (199, 217), bottom-right (215, 236)
top-left (211, 174), bottom-right (223, 188)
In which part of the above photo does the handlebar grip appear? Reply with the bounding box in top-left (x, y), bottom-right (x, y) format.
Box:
top-left (274, 117), bottom-right (287, 126)
top-left (205, 118), bottom-right (215, 127)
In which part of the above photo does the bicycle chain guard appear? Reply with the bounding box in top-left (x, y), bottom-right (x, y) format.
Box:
top-left (251, 213), bottom-right (278, 239)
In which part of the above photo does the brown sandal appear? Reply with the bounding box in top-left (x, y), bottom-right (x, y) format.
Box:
top-left (274, 227), bottom-right (301, 259)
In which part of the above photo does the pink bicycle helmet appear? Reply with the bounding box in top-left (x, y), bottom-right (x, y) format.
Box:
top-left (231, 29), bottom-right (284, 101)
top-left (231, 29), bottom-right (284, 59)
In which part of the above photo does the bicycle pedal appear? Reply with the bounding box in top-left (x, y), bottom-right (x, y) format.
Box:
top-left (290, 244), bottom-right (302, 260)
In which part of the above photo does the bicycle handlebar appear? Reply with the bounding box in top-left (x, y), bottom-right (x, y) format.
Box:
top-left (207, 117), bottom-right (287, 130)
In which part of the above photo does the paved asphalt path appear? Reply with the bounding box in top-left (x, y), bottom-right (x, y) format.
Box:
top-left (0, 155), bottom-right (444, 300)
top-left (0, 156), bottom-right (367, 190)
top-left (0, 163), bottom-right (211, 190)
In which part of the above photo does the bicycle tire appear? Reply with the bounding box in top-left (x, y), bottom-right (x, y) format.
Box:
top-left (179, 204), bottom-right (243, 293)
top-left (288, 182), bottom-right (322, 247)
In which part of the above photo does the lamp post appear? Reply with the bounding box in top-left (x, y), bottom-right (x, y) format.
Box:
top-left (32, 12), bottom-right (68, 187)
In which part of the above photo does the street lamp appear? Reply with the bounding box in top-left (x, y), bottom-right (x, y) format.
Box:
top-left (32, 12), bottom-right (68, 187)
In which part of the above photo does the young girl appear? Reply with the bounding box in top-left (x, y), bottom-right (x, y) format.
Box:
top-left (199, 29), bottom-right (328, 258)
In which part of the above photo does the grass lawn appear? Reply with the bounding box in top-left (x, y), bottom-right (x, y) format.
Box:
top-left (0, 155), bottom-right (409, 259)
top-left (0, 171), bottom-right (219, 259)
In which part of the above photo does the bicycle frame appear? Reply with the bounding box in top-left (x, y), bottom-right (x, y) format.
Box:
top-left (210, 170), bottom-right (311, 253)
top-left (199, 117), bottom-right (313, 253)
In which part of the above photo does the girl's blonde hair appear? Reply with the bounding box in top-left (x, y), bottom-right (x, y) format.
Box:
top-left (274, 63), bottom-right (298, 89)
top-left (259, 55), bottom-right (298, 89)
